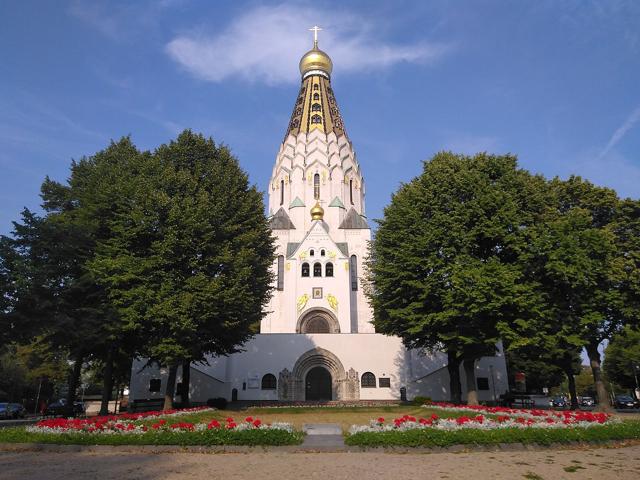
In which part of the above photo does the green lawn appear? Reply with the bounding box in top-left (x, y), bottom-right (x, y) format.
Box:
top-left (161, 405), bottom-right (447, 432)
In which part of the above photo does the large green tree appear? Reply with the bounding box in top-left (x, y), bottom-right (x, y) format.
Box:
top-left (60, 137), bottom-right (147, 414)
top-left (91, 131), bottom-right (275, 409)
top-left (3, 206), bottom-right (102, 412)
top-left (544, 178), bottom-right (637, 410)
top-left (603, 326), bottom-right (640, 393)
top-left (367, 152), bottom-right (544, 405)
top-left (0, 236), bottom-right (20, 347)
top-left (499, 177), bottom-right (640, 410)
top-left (1, 138), bottom-right (145, 414)
top-left (505, 347), bottom-right (581, 394)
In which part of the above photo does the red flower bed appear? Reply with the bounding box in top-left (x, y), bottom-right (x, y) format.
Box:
top-left (425, 401), bottom-right (611, 424)
top-left (35, 406), bottom-right (211, 432)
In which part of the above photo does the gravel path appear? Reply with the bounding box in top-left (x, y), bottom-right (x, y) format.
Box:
top-left (1, 445), bottom-right (640, 480)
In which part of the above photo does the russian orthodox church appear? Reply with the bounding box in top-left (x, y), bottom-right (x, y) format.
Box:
top-left (129, 31), bottom-right (508, 404)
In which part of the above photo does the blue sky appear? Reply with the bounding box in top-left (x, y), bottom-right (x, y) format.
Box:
top-left (1, 0), bottom-right (639, 236)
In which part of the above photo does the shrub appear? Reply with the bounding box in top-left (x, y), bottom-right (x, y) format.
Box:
top-left (345, 421), bottom-right (640, 447)
top-left (0, 426), bottom-right (303, 446)
top-left (412, 396), bottom-right (431, 405)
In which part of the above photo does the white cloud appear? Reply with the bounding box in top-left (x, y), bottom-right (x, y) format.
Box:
top-left (68, 1), bottom-right (122, 40)
top-left (560, 147), bottom-right (640, 200)
top-left (68, 0), bottom-right (185, 41)
top-left (438, 132), bottom-right (501, 155)
top-left (165, 4), bottom-right (449, 85)
top-left (598, 105), bottom-right (640, 159)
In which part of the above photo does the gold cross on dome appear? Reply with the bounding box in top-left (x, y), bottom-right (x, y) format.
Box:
top-left (309, 25), bottom-right (322, 46)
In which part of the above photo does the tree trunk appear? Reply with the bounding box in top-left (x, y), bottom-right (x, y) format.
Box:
top-left (99, 348), bottom-right (114, 416)
top-left (447, 350), bottom-right (462, 404)
top-left (586, 343), bottom-right (613, 412)
top-left (565, 367), bottom-right (579, 410)
top-left (181, 360), bottom-right (191, 408)
top-left (115, 383), bottom-right (122, 413)
top-left (463, 358), bottom-right (479, 406)
top-left (163, 364), bottom-right (178, 411)
top-left (65, 354), bottom-right (84, 417)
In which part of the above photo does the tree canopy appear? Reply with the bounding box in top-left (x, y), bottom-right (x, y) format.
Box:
top-left (603, 326), bottom-right (640, 391)
top-left (367, 152), bottom-right (546, 404)
top-left (368, 152), bottom-right (639, 408)
top-left (1, 131), bottom-right (274, 410)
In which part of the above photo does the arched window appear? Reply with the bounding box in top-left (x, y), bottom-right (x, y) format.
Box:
top-left (261, 374), bottom-right (277, 390)
top-left (325, 262), bottom-right (333, 277)
top-left (350, 255), bottom-right (358, 291)
top-left (314, 173), bottom-right (320, 199)
top-left (280, 179), bottom-right (284, 205)
top-left (311, 114), bottom-right (322, 124)
top-left (313, 92), bottom-right (320, 100)
top-left (277, 255), bottom-right (284, 290)
top-left (350, 179), bottom-right (354, 204)
top-left (310, 249), bottom-right (315, 257)
top-left (320, 249), bottom-right (325, 256)
top-left (312, 103), bottom-right (321, 112)
top-left (313, 262), bottom-right (322, 277)
top-left (313, 84), bottom-right (319, 90)
top-left (302, 262), bottom-right (310, 277)
top-left (361, 372), bottom-right (376, 388)
top-left (304, 316), bottom-right (330, 333)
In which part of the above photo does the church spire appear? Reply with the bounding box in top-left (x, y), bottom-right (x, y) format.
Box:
top-left (285, 27), bottom-right (347, 140)
top-left (310, 25), bottom-right (321, 48)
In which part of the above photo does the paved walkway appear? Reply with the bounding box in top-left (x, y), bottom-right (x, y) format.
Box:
top-left (301, 423), bottom-right (344, 449)
top-left (1, 445), bottom-right (639, 480)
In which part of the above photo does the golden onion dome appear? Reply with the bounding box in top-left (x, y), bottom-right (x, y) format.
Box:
top-left (310, 201), bottom-right (325, 220)
top-left (299, 44), bottom-right (333, 78)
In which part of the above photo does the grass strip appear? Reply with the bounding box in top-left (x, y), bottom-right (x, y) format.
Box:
top-left (345, 421), bottom-right (640, 447)
top-left (0, 427), bottom-right (303, 446)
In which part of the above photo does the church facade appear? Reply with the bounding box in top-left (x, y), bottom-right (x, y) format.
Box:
top-left (129, 36), bottom-right (509, 404)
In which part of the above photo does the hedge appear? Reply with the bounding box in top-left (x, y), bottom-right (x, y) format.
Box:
top-left (345, 421), bottom-right (640, 447)
top-left (0, 427), bottom-right (303, 446)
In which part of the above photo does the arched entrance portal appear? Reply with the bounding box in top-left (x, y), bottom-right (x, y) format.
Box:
top-left (280, 347), bottom-right (360, 401)
top-left (305, 366), bottom-right (332, 400)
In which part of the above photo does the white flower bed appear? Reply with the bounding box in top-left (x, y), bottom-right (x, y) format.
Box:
top-left (348, 404), bottom-right (616, 435)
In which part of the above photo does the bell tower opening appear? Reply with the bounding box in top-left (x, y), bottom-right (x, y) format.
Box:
top-left (297, 309), bottom-right (340, 333)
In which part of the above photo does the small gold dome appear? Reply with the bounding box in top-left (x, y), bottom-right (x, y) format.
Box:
top-left (310, 201), bottom-right (324, 220)
top-left (299, 45), bottom-right (333, 77)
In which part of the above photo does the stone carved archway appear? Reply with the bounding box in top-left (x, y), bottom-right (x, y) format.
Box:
top-left (296, 308), bottom-right (341, 334)
top-left (278, 347), bottom-right (359, 401)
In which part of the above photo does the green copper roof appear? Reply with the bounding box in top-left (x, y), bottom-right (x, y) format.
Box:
top-left (289, 197), bottom-right (305, 208)
top-left (329, 196), bottom-right (345, 209)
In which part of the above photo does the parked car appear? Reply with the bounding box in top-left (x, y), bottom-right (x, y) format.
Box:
top-left (580, 396), bottom-right (595, 407)
top-left (0, 403), bottom-right (10, 419)
top-left (44, 399), bottom-right (86, 417)
top-left (550, 396), bottom-right (567, 408)
top-left (7, 403), bottom-right (26, 418)
top-left (613, 395), bottom-right (640, 409)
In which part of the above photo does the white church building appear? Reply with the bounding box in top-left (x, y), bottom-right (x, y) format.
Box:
top-left (129, 33), bottom-right (508, 405)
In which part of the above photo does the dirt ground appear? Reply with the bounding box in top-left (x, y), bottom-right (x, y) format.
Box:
top-left (142, 406), bottom-right (640, 433)
top-left (1, 445), bottom-right (639, 480)
top-left (175, 405), bottom-right (434, 432)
